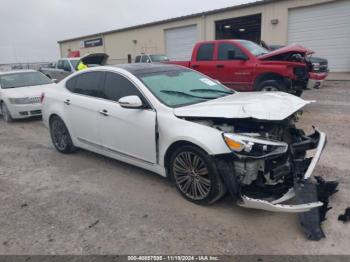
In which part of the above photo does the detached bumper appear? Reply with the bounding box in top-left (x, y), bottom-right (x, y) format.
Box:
top-left (238, 129), bottom-right (327, 213)
top-left (226, 128), bottom-right (338, 240)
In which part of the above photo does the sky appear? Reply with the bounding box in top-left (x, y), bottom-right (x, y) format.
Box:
top-left (0, 0), bottom-right (258, 64)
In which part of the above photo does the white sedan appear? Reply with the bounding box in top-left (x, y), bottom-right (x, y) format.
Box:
top-left (42, 64), bottom-right (337, 240)
top-left (0, 70), bottom-right (55, 122)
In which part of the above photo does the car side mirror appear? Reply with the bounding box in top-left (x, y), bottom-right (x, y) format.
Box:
top-left (119, 95), bottom-right (143, 109)
top-left (52, 79), bottom-right (58, 83)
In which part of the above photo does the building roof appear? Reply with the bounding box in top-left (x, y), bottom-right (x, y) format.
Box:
top-left (58, 0), bottom-right (278, 43)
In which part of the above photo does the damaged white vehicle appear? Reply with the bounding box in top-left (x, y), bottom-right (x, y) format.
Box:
top-left (42, 64), bottom-right (338, 240)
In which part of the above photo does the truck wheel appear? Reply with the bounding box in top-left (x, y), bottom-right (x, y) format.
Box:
top-left (169, 145), bottom-right (226, 205)
top-left (295, 89), bottom-right (303, 97)
top-left (257, 80), bottom-right (286, 92)
top-left (1, 103), bottom-right (13, 123)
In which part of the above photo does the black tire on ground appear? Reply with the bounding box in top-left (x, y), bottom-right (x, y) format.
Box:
top-left (169, 145), bottom-right (226, 205)
top-left (1, 102), bottom-right (13, 123)
top-left (256, 80), bottom-right (287, 92)
top-left (295, 89), bottom-right (303, 97)
top-left (49, 116), bottom-right (76, 154)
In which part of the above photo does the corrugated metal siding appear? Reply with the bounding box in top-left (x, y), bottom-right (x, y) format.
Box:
top-left (288, 0), bottom-right (350, 72)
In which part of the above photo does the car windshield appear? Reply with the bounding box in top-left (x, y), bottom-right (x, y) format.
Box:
top-left (0, 72), bottom-right (52, 89)
top-left (150, 55), bottom-right (170, 62)
top-left (237, 40), bottom-right (270, 57)
top-left (70, 60), bottom-right (79, 69)
top-left (137, 69), bottom-right (234, 107)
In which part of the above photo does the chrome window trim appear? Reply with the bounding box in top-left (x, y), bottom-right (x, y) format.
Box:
top-left (64, 69), bottom-right (156, 112)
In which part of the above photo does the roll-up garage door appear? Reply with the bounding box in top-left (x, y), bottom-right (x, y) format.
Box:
top-left (288, 0), bottom-right (350, 72)
top-left (165, 25), bottom-right (197, 61)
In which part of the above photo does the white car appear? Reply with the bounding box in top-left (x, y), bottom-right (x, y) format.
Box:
top-left (0, 70), bottom-right (55, 122)
top-left (42, 64), bottom-right (337, 240)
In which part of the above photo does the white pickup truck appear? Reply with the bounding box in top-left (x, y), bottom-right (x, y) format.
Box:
top-left (40, 53), bottom-right (108, 82)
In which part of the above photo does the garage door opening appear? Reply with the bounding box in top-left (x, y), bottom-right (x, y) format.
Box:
top-left (215, 14), bottom-right (262, 43)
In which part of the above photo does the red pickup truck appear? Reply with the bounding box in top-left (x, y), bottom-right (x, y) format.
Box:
top-left (168, 40), bottom-right (312, 96)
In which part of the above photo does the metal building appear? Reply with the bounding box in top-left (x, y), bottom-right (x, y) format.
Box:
top-left (58, 0), bottom-right (350, 73)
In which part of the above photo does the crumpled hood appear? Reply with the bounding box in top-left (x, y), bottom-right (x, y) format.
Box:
top-left (174, 92), bottom-right (312, 121)
top-left (2, 83), bottom-right (54, 98)
top-left (259, 44), bottom-right (314, 60)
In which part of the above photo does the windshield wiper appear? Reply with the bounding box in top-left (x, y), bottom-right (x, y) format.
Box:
top-left (160, 90), bottom-right (217, 99)
top-left (190, 89), bottom-right (234, 94)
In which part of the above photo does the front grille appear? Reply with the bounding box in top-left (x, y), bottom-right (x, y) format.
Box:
top-left (28, 97), bottom-right (41, 104)
top-left (30, 110), bottom-right (42, 115)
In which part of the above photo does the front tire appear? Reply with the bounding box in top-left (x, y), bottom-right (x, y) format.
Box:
top-left (257, 80), bottom-right (286, 92)
top-left (1, 103), bottom-right (13, 123)
top-left (50, 116), bottom-right (76, 153)
top-left (169, 145), bottom-right (226, 205)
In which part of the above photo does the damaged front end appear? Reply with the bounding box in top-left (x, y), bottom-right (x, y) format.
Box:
top-left (192, 116), bottom-right (338, 240)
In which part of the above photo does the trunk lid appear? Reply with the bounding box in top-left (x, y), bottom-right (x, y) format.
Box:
top-left (79, 53), bottom-right (109, 68)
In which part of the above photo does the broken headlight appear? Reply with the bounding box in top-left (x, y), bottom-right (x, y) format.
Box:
top-left (223, 133), bottom-right (288, 159)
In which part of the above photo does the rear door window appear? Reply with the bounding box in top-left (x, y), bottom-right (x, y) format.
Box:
top-left (70, 71), bottom-right (105, 98)
top-left (196, 44), bottom-right (214, 61)
top-left (135, 56), bottom-right (141, 63)
top-left (103, 72), bottom-right (142, 102)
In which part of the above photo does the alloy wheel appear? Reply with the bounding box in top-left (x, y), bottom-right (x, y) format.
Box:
top-left (51, 119), bottom-right (69, 151)
top-left (173, 151), bottom-right (211, 200)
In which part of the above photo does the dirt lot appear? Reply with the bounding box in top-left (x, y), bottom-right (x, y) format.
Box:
top-left (0, 81), bottom-right (349, 255)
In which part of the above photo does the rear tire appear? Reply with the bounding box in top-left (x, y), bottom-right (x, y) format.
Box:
top-left (257, 80), bottom-right (286, 92)
top-left (169, 145), bottom-right (226, 205)
top-left (1, 103), bottom-right (13, 123)
top-left (50, 116), bottom-right (76, 154)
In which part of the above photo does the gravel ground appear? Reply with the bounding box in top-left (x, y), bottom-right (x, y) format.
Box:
top-left (0, 81), bottom-right (349, 255)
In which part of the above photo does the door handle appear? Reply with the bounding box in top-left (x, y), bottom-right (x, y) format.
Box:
top-left (216, 64), bottom-right (225, 68)
top-left (99, 109), bottom-right (109, 116)
top-left (64, 99), bottom-right (71, 105)
top-left (191, 65), bottom-right (199, 69)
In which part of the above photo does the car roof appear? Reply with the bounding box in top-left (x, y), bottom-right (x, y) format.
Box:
top-left (0, 69), bottom-right (37, 75)
top-left (114, 63), bottom-right (185, 75)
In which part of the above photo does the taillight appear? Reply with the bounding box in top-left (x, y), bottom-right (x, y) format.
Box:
top-left (40, 92), bottom-right (45, 103)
